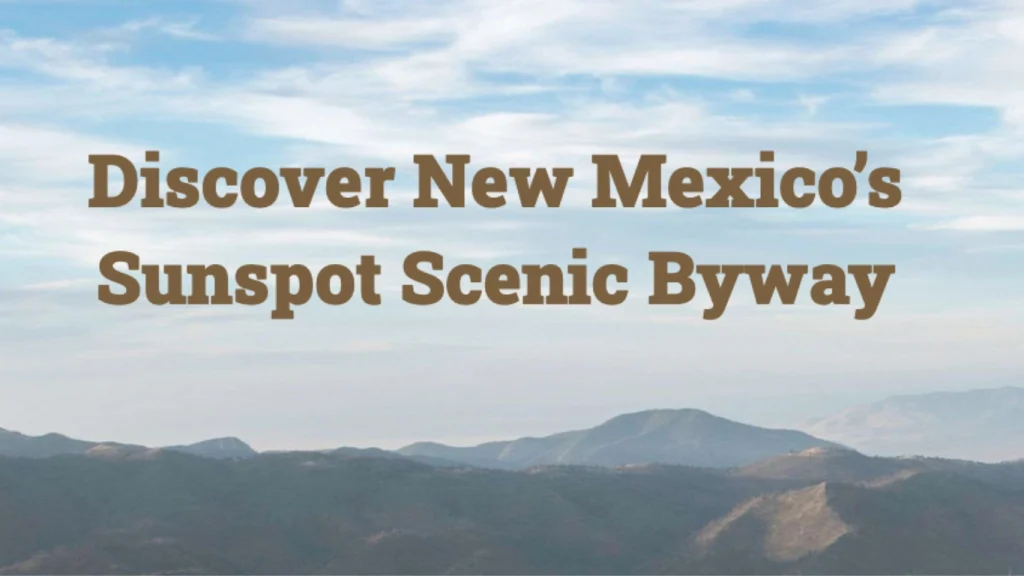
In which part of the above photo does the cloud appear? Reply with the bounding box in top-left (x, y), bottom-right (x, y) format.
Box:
top-left (246, 15), bottom-right (454, 49)
top-left (870, 1), bottom-right (1024, 114)
top-left (798, 94), bottom-right (830, 116)
top-left (5, 0), bottom-right (1024, 450)
top-left (0, 4), bottom-right (1019, 304)
top-left (0, 1), bottom-right (1015, 254)
top-left (0, 123), bottom-right (140, 183)
top-left (117, 18), bottom-right (221, 42)
top-left (729, 89), bottom-right (757, 103)
top-left (929, 215), bottom-right (1024, 231)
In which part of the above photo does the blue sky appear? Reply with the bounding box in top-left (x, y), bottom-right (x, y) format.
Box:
top-left (0, 0), bottom-right (1022, 450)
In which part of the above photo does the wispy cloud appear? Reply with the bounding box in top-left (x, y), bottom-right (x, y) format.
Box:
top-left (0, 0), bottom-right (1022, 446)
top-left (929, 215), bottom-right (1024, 231)
top-left (117, 18), bottom-right (221, 42)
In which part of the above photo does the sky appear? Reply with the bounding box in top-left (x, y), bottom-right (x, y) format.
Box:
top-left (0, 0), bottom-right (1022, 450)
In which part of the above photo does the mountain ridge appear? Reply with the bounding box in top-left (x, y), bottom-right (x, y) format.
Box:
top-left (0, 429), bottom-right (257, 461)
top-left (400, 408), bottom-right (844, 469)
top-left (8, 388), bottom-right (1024, 468)
top-left (805, 386), bottom-right (1024, 462)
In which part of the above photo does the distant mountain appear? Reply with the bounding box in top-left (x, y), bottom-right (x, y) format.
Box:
top-left (0, 428), bottom-right (257, 461)
top-left (328, 446), bottom-right (467, 468)
top-left (2, 449), bottom-right (1024, 574)
top-left (805, 386), bottom-right (1024, 461)
top-left (0, 425), bottom-right (473, 467)
top-left (164, 437), bottom-right (257, 460)
top-left (0, 428), bottom-right (137, 458)
top-left (399, 409), bottom-right (843, 469)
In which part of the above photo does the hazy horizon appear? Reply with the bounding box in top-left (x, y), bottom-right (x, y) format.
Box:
top-left (5, 383), bottom-right (1023, 452)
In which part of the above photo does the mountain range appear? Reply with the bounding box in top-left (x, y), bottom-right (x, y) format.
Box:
top-left (0, 428), bottom-right (257, 460)
top-left (398, 408), bottom-right (842, 469)
top-left (0, 409), bottom-right (841, 469)
top-left (803, 386), bottom-right (1024, 461)
top-left (7, 386), bottom-right (1021, 465)
top-left (2, 443), bottom-right (1024, 573)
top-left (2, 386), bottom-right (1023, 574)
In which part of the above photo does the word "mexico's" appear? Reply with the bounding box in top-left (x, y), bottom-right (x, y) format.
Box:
top-left (98, 250), bottom-right (893, 320)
